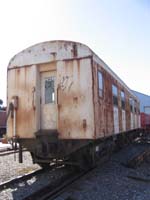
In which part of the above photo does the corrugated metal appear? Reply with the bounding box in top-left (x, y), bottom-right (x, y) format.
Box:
top-left (132, 90), bottom-right (150, 112)
top-left (144, 106), bottom-right (150, 114)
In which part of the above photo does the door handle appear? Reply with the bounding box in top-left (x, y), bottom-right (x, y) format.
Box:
top-left (57, 86), bottom-right (59, 105)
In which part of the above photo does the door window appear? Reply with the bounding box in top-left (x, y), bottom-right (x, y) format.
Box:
top-left (45, 77), bottom-right (55, 104)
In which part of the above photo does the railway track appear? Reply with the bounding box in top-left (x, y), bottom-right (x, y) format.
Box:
top-left (0, 168), bottom-right (45, 191)
top-left (0, 149), bottom-right (27, 156)
top-left (23, 167), bottom-right (94, 200)
top-left (0, 160), bottom-right (72, 199)
top-left (1, 135), bottom-right (150, 200)
top-left (23, 138), bottom-right (150, 200)
top-left (0, 149), bottom-right (18, 156)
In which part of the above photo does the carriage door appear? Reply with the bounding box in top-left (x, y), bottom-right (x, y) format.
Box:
top-left (40, 71), bottom-right (57, 130)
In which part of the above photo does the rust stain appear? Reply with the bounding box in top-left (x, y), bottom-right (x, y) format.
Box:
top-left (17, 69), bottom-right (20, 74)
top-left (72, 43), bottom-right (78, 57)
top-left (77, 60), bottom-right (80, 80)
top-left (73, 96), bottom-right (78, 104)
top-left (59, 117), bottom-right (87, 138)
top-left (51, 52), bottom-right (56, 60)
top-left (82, 119), bottom-right (87, 131)
top-left (63, 55), bottom-right (92, 62)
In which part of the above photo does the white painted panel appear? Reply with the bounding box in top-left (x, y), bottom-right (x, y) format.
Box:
top-left (130, 113), bottom-right (134, 129)
top-left (57, 59), bottom-right (95, 139)
top-left (138, 115), bottom-right (141, 128)
top-left (134, 114), bottom-right (137, 128)
top-left (7, 65), bottom-right (38, 138)
top-left (122, 110), bottom-right (126, 131)
top-left (113, 106), bottom-right (119, 134)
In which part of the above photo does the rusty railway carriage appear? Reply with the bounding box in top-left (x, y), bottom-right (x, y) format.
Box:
top-left (7, 40), bottom-right (141, 168)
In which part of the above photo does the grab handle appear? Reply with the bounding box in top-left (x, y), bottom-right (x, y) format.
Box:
top-left (32, 87), bottom-right (36, 109)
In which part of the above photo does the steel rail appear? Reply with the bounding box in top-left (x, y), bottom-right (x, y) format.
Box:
top-left (0, 168), bottom-right (46, 191)
top-left (23, 167), bottom-right (95, 200)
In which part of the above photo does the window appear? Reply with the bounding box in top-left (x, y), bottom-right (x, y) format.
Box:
top-left (45, 77), bottom-right (55, 104)
top-left (134, 106), bottom-right (137, 113)
top-left (98, 71), bottom-right (103, 97)
top-left (112, 85), bottom-right (118, 106)
top-left (129, 98), bottom-right (134, 112)
top-left (134, 101), bottom-right (137, 113)
top-left (121, 91), bottom-right (125, 110)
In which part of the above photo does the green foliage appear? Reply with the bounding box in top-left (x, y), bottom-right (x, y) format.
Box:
top-left (0, 99), bottom-right (3, 105)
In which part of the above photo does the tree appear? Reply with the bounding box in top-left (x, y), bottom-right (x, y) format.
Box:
top-left (0, 99), bottom-right (3, 109)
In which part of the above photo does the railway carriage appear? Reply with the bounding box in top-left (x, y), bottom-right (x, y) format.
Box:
top-left (7, 40), bottom-right (141, 167)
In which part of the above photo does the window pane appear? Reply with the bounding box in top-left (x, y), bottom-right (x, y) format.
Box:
top-left (112, 85), bottom-right (118, 96)
top-left (112, 85), bottom-right (118, 106)
top-left (98, 71), bottom-right (103, 97)
top-left (121, 91), bottom-right (125, 110)
top-left (130, 98), bottom-right (134, 112)
top-left (98, 72), bottom-right (103, 89)
top-left (121, 91), bottom-right (125, 99)
top-left (45, 77), bottom-right (55, 104)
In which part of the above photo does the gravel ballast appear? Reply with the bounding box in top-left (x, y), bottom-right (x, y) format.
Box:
top-left (56, 151), bottom-right (150, 200)
top-left (0, 147), bottom-right (150, 200)
top-left (0, 151), bottom-right (40, 184)
top-left (0, 151), bottom-right (69, 200)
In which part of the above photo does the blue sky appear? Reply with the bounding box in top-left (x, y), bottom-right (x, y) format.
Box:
top-left (0, 0), bottom-right (150, 105)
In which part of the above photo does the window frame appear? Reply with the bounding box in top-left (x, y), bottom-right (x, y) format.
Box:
top-left (44, 76), bottom-right (55, 104)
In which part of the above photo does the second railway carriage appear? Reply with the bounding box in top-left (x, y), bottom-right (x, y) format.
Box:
top-left (7, 40), bottom-right (141, 167)
top-left (132, 90), bottom-right (150, 129)
top-left (0, 110), bottom-right (6, 138)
